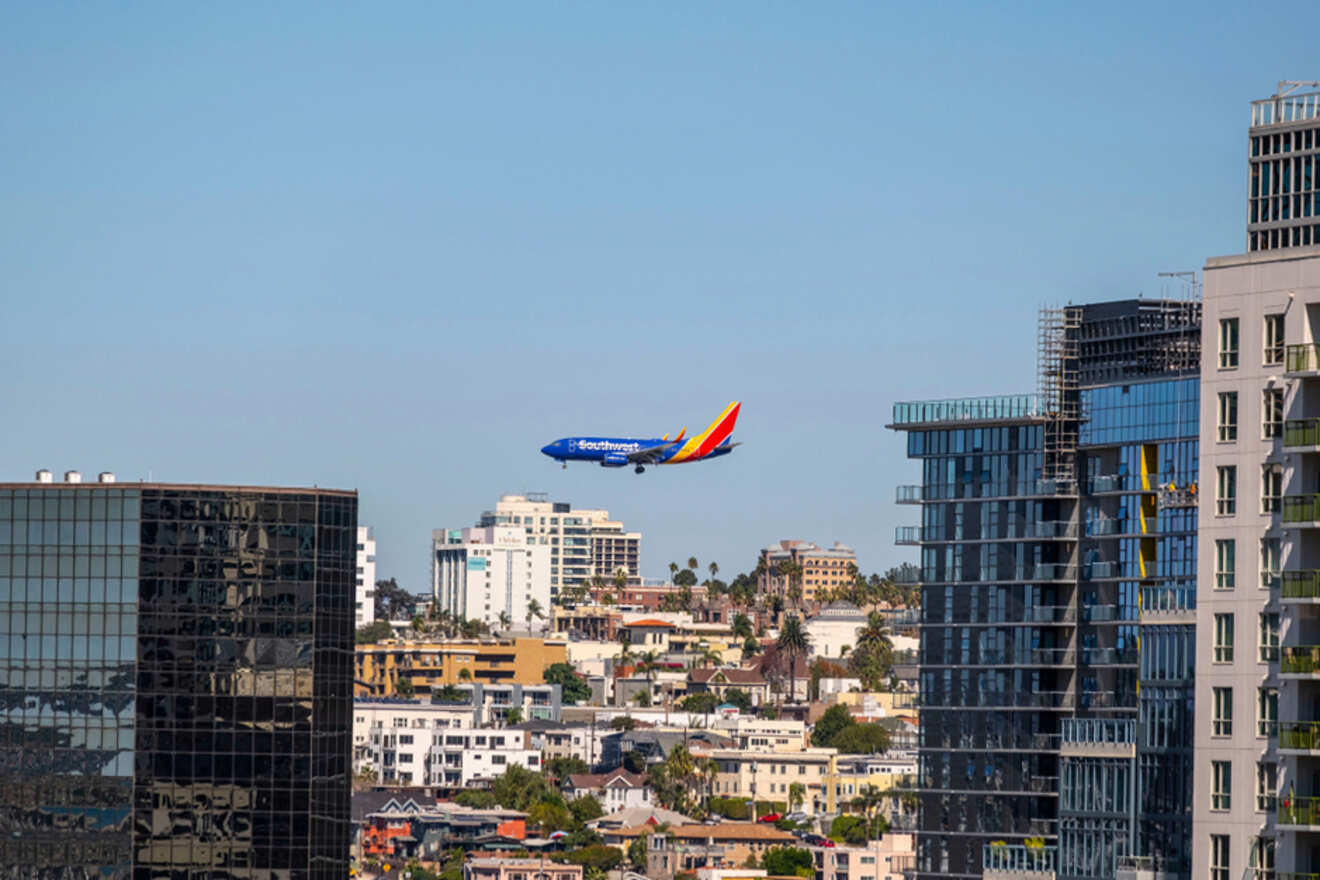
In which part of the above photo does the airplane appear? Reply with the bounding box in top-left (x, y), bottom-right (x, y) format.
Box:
top-left (541, 401), bottom-right (741, 474)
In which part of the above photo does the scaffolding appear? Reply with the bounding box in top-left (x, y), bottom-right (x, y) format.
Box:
top-left (1039, 305), bottom-right (1082, 489)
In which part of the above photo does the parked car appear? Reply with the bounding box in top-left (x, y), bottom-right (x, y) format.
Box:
top-left (785, 812), bottom-right (809, 823)
top-left (757, 813), bottom-right (782, 823)
top-left (803, 834), bottom-right (835, 848)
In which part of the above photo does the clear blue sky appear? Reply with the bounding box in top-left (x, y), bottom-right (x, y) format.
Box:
top-left (2, 2), bottom-right (1315, 588)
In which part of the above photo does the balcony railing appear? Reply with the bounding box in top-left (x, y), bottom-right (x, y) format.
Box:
top-left (1288, 343), bottom-right (1320, 374)
top-left (1281, 721), bottom-right (1320, 750)
top-left (892, 394), bottom-right (1043, 426)
top-left (1282, 646), bottom-right (1320, 674)
top-left (1280, 795), bottom-right (1320, 826)
top-left (1278, 873), bottom-right (1320, 880)
top-left (1062, 717), bottom-right (1135, 745)
top-left (1287, 418), bottom-right (1320, 448)
top-left (1285, 495), bottom-right (1320, 523)
top-left (983, 844), bottom-right (1057, 874)
top-left (1253, 89), bottom-right (1320, 126)
top-left (1284, 571), bottom-right (1320, 599)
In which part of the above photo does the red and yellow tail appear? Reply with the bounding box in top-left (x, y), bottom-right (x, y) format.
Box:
top-left (667, 401), bottom-right (740, 463)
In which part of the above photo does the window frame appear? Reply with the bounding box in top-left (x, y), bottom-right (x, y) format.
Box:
top-left (1213, 686), bottom-right (1233, 737)
top-left (1218, 391), bottom-right (1239, 442)
top-left (1220, 318), bottom-right (1241, 369)
top-left (1264, 313), bottom-right (1285, 365)
top-left (1261, 463), bottom-right (1283, 514)
top-left (1214, 613), bottom-right (1235, 663)
top-left (1211, 835), bottom-right (1230, 880)
top-left (1256, 763), bottom-right (1277, 812)
top-left (1216, 539), bottom-right (1236, 590)
top-left (1260, 537), bottom-right (1281, 589)
top-left (1259, 614), bottom-right (1280, 663)
top-left (1262, 387), bottom-right (1284, 439)
top-left (1258, 686), bottom-right (1278, 737)
top-left (1217, 466), bottom-right (1237, 515)
top-left (1212, 760), bottom-right (1232, 810)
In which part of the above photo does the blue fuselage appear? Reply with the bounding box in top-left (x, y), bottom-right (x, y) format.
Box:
top-left (540, 437), bottom-right (734, 465)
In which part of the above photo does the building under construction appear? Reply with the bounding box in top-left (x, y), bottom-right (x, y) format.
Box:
top-left (890, 294), bottom-right (1201, 880)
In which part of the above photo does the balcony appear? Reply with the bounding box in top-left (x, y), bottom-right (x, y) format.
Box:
top-left (1061, 717), bottom-right (1136, 758)
top-left (1286, 495), bottom-right (1320, 526)
top-left (983, 844), bottom-right (1057, 880)
top-left (891, 394), bottom-right (1043, 427)
top-left (1287, 343), bottom-right (1320, 376)
top-left (896, 485), bottom-right (923, 504)
top-left (895, 526), bottom-right (920, 545)
top-left (1284, 571), bottom-right (1320, 601)
top-left (1287, 418), bottom-right (1320, 449)
top-left (1028, 606), bottom-right (1078, 624)
top-left (1279, 795), bottom-right (1320, 827)
top-left (1032, 564), bottom-right (1077, 582)
top-left (1281, 721), bottom-right (1320, 752)
top-left (1282, 646), bottom-right (1320, 676)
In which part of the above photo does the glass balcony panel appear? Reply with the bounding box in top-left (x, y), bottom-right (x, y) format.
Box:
top-left (1281, 646), bottom-right (1320, 674)
top-left (1283, 571), bottom-right (1320, 599)
top-left (1286, 418), bottom-right (1320, 448)
top-left (1283, 495), bottom-right (1320, 523)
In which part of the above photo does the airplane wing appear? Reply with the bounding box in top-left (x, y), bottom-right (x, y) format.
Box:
top-left (627, 440), bottom-right (680, 464)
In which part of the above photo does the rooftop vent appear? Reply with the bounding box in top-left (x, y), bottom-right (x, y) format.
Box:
top-left (97, 472), bottom-right (116, 484)
top-left (35, 469), bottom-right (52, 483)
top-left (64, 470), bottom-right (82, 484)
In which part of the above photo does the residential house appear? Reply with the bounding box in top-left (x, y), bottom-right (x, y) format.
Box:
top-left (811, 837), bottom-right (916, 880)
top-left (647, 824), bottom-right (798, 879)
top-left (687, 668), bottom-right (769, 707)
top-left (464, 858), bottom-right (583, 880)
top-left (563, 769), bottom-right (651, 810)
top-left (708, 747), bottom-right (840, 814)
top-left (370, 725), bottom-right (541, 787)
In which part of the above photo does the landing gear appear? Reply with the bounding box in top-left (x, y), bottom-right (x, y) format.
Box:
top-left (634, 465), bottom-right (645, 474)
top-left (561, 461), bottom-right (567, 469)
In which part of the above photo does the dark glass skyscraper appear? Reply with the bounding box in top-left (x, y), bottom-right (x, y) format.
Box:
top-left (891, 298), bottom-right (1200, 880)
top-left (0, 479), bottom-right (357, 879)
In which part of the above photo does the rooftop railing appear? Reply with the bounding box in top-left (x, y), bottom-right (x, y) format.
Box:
top-left (892, 394), bottom-right (1043, 426)
top-left (1253, 90), bottom-right (1320, 127)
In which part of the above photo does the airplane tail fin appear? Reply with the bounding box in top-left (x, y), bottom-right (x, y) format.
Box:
top-left (667, 402), bottom-right (741, 462)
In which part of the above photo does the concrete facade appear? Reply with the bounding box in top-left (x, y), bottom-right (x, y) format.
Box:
top-left (1193, 245), bottom-right (1320, 880)
top-left (357, 524), bottom-right (377, 626)
top-left (432, 525), bottom-right (551, 633)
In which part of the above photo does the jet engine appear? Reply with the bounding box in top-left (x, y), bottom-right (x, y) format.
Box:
top-left (600, 452), bottom-right (629, 467)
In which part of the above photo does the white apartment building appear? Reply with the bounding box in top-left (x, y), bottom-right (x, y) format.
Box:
top-left (370, 724), bottom-right (541, 787)
top-left (432, 525), bottom-right (551, 632)
top-left (477, 494), bottom-right (641, 600)
top-left (353, 699), bottom-right (478, 768)
top-left (1192, 85), bottom-right (1320, 880)
top-left (356, 525), bottom-right (376, 626)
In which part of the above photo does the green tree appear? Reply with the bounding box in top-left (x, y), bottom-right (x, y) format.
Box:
top-left (674, 568), bottom-right (698, 587)
top-left (775, 615), bottom-right (810, 703)
top-left (829, 723), bottom-right (890, 754)
top-left (395, 677), bottom-right (415, 697)
top-left (505, 706), bottom-right (523, 726)
top-left (545, 756), bottom-right (589, 780)
top-left (848, 611), bottom-right (895, 690)
top-left (355, 620), bottom-right (395, 644)
top-left (722, 688), bottom-right (753, 713)
top-left (731, 613), bottom-right (754, 640)
top-left (527, 800), bottom-right (574, 833)
top-left (627, 831), bottom-right (651, 870)
top-left (498, 611), bottom-right (512, 630)
top-left (544, 662), bottom-right (592, 704)
top-left (762, 847), bottom-right (813, 877)
top-left (491, 764), bottom-right (562, 811)
top-left (613, 569), bottom-right (629, 604)
top-left (680, 692), bottom-right (719, 714)
top-left (373, 577), bottom-right (414, 619)
top-left (611, 716), bottom-right (637, 731)
top-left (829, 814), bottom-right (868, 844)
top-left (569, 795), bottom-right (605, 824)
top-left (454, 790), bottom-right (497, 808)
top-left (812, 705), bottom-right (855, 747)
top-left (788, 782), bottom-right (806, 813)
top-left (622, 749), bottom-right (646, 773)
top-left (741, 635), bottom-right (760, 661)
top-left (526, 599), bottom-right (545, 632)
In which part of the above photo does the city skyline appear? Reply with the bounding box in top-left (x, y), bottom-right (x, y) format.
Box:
top-left (4, 4), bottom-right (1318, 587)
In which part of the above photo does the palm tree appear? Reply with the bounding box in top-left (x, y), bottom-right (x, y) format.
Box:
top-left (708, 561), bottom-right (719, 585)
top-left (458, 667), bottom-right (472, 682)
top-left (525, 599), bottom-right (544, 633)
top-left (741, 635), bottom-right (760, 662)
top-left (776, 615), bottom-right (810, 704)
top-left (669, 561), bottom-right (680, 583)
top-left (613, 569), bottom-right (629, 605)
top-left (497, 611), bottom-right (512, 631)
top-left (687, 556), bottom-right (699, 575)
top-left (788, 781), bottom-right (806, 814)
top-left (731, 613), bottom-right (754, 641)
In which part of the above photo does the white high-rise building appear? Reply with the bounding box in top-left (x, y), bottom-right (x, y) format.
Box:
top-left (477, 493), bottom-right (641, 601)
top-left (356, 525), bottom-right (376, 627)
top-left (432, 525), bottom-right (551, 631)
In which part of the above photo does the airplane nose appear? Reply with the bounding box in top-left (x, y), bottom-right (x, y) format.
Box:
top-left (541, 442), bottom-right (558, 457)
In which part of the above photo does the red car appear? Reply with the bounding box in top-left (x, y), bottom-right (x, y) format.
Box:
top-left (757, 813), bottom-right (781, 823)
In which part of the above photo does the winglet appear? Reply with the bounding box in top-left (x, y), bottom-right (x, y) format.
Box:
top-left (675, 427), bottom-right (687, 442)
top-left (662, 433), bottom-right (670, 441)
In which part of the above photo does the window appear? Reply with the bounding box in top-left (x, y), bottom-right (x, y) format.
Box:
top-left (1259, 614), bottom-right (1280, 662)
top-left (1217, 466), bottom-right (1237, 515)
top-left (1214, 614), bottom-right (1235, 662)
top-left (1263, 388), bottom-right (1284, 438)
top-left (1213, 687), bottom-right (1233, 736)
top-left (1261, 538), bottom-right (1281, 588)
top-left (1212, 761), bottom-right (1232, 810)
top-left (1264, 313), bottom-right (1285, 365)
top-left (1258, 687), bottom-right (1278, 736)
top-left (1251, 836), bottom-right (1276, 880)
top-left (1220, 318), bottom-right (1240, 368)
top-left (1216, 540), bottom-right (1236, 589)
top-left (1261, 464), bottom-right (1282, 514)
top-left (1218, 392), bottom-right (1239, 441)
top-left (1256, 763), bottom-right (1278, 812)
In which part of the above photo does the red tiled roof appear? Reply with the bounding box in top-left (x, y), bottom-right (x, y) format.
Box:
top-left (623, 619), bottom-right (677, 628)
